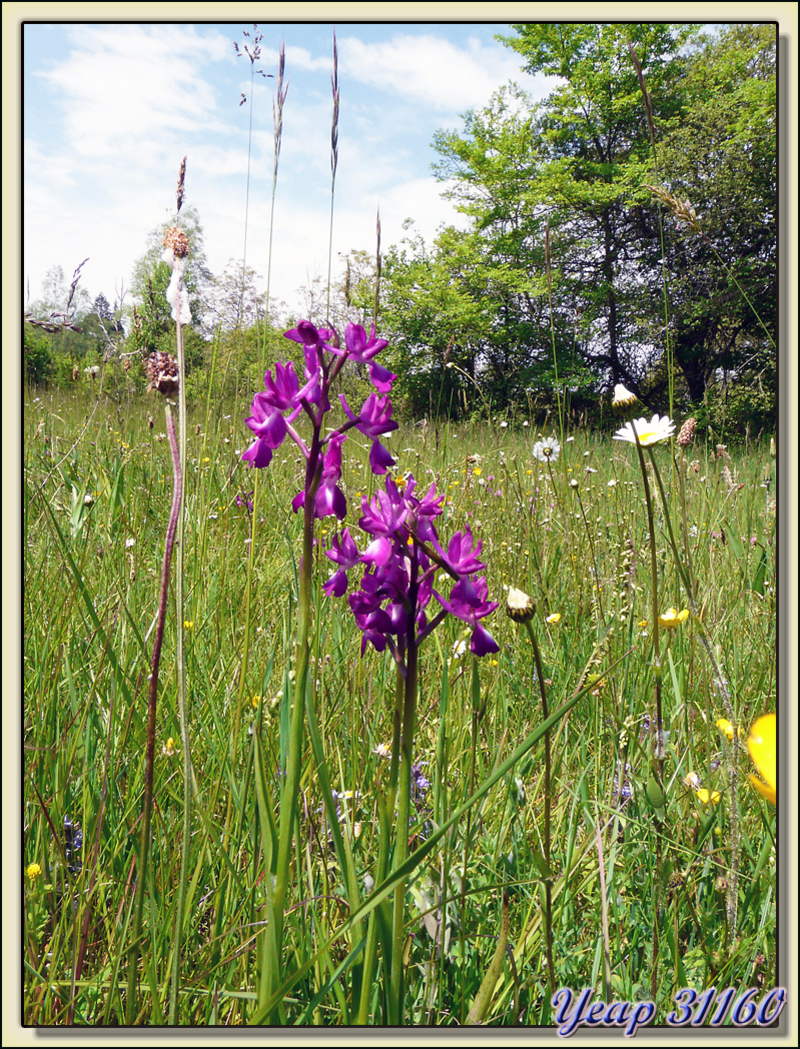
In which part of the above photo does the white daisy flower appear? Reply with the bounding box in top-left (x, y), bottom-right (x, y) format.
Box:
top-left (613, 415), bottom-right (675, 447)
top-left (533, 437), bottom-right (561, 462)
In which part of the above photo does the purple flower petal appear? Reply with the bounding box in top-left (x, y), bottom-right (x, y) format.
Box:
top-left (470, 622), bottom-right (500, 656)
top-left (323, 568), bottom-right (349, 597)
top-left (369, 439), bottom-right (395, 475)
top-left (368, 361), bottom-right (396, 393)
top-left (242, 438), bottom-right (273, 469)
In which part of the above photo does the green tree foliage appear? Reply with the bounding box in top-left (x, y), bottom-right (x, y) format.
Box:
top-left (649, 24), bottom-right (776, 403)
top-left (497, 22), bottom-right (700, 402)
top-left (23, 326), bottom-right (54, 386)
top-left (381, 23), bottom-right (774, 432)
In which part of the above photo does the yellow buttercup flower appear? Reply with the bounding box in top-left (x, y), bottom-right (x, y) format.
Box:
top-left (657, 608), bottom-right (689, 629)
top-left (715, 718), bottom-right (734, 742)
top-left (697, 787), bottom-right (722, 806)
top-left (684, 772), bottom-right (720, 806)
top-left (747, 714), bottom-right (776, 805)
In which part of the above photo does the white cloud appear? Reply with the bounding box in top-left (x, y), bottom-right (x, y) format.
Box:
top-left (337, 32), bottom-right (524, 114)
top-left (36, 24), bottom-right (230, 160)
top-left (23, 24), bottom-right (539, 318)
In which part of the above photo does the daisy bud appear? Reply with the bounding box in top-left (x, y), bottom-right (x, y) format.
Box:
top-left (612, 383), bottom-right (638, 413)
top-left (506, 587), bottom-right (535, 623)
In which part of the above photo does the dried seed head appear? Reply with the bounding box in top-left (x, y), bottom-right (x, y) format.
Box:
top-left (145, 351), bottom-right (180, 397)
top-left (123, 356), bottom-right (131, 373)
top-left (176, 156), bottom-right (187, 214)
top-left (677, 417), bottom-right (696, 447)
top-left (645, 184), bottom-right (702, 233)
top-left (163, 226), bottom-right (190, 258)
top-left (72, 365), bottom-right (79, 382)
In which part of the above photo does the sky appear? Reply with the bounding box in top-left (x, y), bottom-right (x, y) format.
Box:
top-left (22, 20), bottom-right (553, 322)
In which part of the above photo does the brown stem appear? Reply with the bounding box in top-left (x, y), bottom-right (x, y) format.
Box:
top-left (126, 402), bottom-right (182, 1024)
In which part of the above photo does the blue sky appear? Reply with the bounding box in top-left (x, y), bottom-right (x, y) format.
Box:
top-left (23, 20), bottom-right (552, 320)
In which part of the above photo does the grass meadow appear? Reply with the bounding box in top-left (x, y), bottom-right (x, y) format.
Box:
top-left (23, 379), bottom-right (777, 1026)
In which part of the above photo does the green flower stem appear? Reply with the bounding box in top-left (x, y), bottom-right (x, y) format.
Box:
top-left (390, 633), bottom-right (418, 1024)
top-left (630, 435), bottom-right (664, 1000)
top-left (568, 480), bottom-right (605, 626)
top-left (359, 663), bottom-right (403, 1025)
top-left (647, 447), bottom-right (740, 945)
top-left (126, 401), bottom-right (181, 1025)
top-left (170, 258), bottom-right (194, 1026)
top-left (521, 619), bottom-right (556, 998)
top-left (269, 453), bottom-right (321, 1001)
top-left (546, 459), bottom-right (581, 612)
top-left (633, 438), bottom-right (663, 757)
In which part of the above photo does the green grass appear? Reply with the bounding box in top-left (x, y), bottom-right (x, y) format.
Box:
top-left (23, 386), bottom-right (777, 1026)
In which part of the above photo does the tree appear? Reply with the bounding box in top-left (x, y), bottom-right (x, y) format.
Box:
top-left (384, 22), bottom-right (775, 428)
top-left (496, 23), bottom-right (701, 400)
top-left (645, 24), bottom-right (776, 402)
top-left (93, 292), bottom-right (113, 323)
top-left (28, 263), bottom-right (91, 324)
top-left (204, 259), bottom-right (266, 332)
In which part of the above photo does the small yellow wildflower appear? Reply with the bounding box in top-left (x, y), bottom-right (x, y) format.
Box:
top-left (747, 714), bottom-right (776, 805)
top-left (27, 863), bottom-right (42, 881)
top-left (473, 467), bottom-right (482, 477)
top-left (251, 695), bottom-right (261, 709)
top-left (183, 620), bottom-right (194, 630)
top-left (715, 718), bottom-right (734, 743)
top-left (162, 737), bottom-right (177, 757)
top-left (546, 612), bottom-right (562, 625)
top-left (202, 457), bottom-right (210, 463)
top-left (657, 608), bottom-right (689, 629)
top-left (685, 773), bottom-right (721, 805)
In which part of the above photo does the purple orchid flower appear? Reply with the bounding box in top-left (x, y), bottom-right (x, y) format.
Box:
top-left (340, 392), bottom-right (398, 440)
top-left (326, 471), bottom-right (498, 659)
top-left (330, 322), bottom-right (396, 392)
top-left (433, 576), bottom-right (500, 655)
top-left (262, 360), bottom-right (302, 416)
top-left (324, 527), bottom-right (362, 596)
top-left (245, 392), bottom-right (288, 447)
top-left (434, 528), bottom-right (486, 577)
top-left (359, 478), bottom-right (408, 537)
top-left (340, 391), bottom-right (398, 474)
top-left (369, 440), bottom-right (395, 475)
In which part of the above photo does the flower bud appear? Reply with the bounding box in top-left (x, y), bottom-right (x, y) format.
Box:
top-left (506, 587), bottom-right (535, 622)
top-left (612, 384), bottom-right (638, 413)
